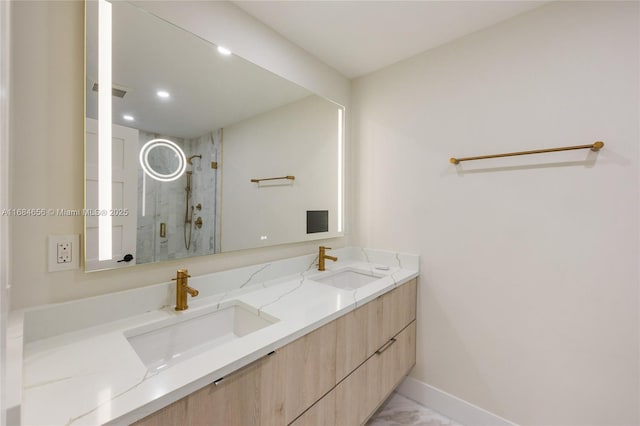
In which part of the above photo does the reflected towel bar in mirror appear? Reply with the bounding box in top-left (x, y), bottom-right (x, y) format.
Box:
top-left (250, 175), bottom-right (296, 183)
top-left (450, 141), bottom-right (604, 164)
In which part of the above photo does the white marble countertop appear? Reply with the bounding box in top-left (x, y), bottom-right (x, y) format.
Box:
top-left (10, 247), bottom-right (419, 425)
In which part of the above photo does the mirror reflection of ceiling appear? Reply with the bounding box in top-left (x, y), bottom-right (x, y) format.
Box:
top-left (86, 1), bottom-right (311, 139)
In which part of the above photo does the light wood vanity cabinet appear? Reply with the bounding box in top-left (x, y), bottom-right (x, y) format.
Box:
top-left (334, 321), bottom-right (416, 426)
top-left (335, 278), bottom-right (417, 383)
top-left (288, 389), bottom-right (336, 426)
top-left (368, 279), bottom-right (417, 356)
top-left (335, 301), bottom-right (370, 383)
top-left (283, 321), bottom-right (337, 423)
top-left (133, 349), bottom-right (285, 426)
top-left (135, 279), bottom-right (417, 426)
top-left (292, 279), bottom-right (417, 426)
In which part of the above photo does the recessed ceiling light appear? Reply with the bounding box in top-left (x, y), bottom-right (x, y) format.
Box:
top-left (156, 90), bottom-right (170, 99)
top-left (217, 46), bottom-right (232, 56)
top-left (123, 114), bottom-right (134, 121)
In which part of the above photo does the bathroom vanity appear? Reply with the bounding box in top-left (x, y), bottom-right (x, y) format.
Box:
top-left (10, 248), bottom-right (418, 425)
top-left (135, 278), bottom-right (416, 426)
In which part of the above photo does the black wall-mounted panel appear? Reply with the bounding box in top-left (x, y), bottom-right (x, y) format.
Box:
top-left (307, 210), bottom-right (329, 234)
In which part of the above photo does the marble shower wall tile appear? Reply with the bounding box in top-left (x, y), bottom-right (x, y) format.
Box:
top-left (214, 128), bottom-right (222, 253)
top-left (186, 131), bottom-right (219, 257)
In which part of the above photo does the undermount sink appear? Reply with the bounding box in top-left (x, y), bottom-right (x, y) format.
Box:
top-left (311, 268), bottom-right (383, 290)
top-left (125, 301), bottom-right (278, 372)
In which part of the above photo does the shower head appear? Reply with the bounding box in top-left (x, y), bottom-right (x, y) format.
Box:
top-left (187, 154), bottom-right (202, 165)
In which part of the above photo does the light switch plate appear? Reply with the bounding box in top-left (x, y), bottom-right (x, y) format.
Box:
top-left (48, 234), bottom-right (80, 272)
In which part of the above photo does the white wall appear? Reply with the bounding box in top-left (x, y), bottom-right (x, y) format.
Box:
top-left (222, 95), bottom-right (341, 252)
top-left (0, 1), bottom-right (9, 423)
top-left (352, 2), bottom-right (638, 425)
top-left (9, 0), bottom-right (350, 309)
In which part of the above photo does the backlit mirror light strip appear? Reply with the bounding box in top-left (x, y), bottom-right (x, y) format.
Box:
top-left (98, 0), bottom-right (112, 261)
top-left (338, 107), bottom-right (344, 233)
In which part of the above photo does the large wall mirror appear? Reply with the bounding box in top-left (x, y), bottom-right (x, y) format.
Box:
top-left (85, 0), bottom-right (344, 271)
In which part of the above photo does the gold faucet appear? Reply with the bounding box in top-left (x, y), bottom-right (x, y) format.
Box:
top-left (173, 269), bottom-right (199, 311)
top-left (318, 246), bottom-right (338, 271)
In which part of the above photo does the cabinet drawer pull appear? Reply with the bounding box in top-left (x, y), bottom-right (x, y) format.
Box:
top-left (213, 350), bottom-right (277, 386)
top-left (375, 337), bottom-right (396, 355)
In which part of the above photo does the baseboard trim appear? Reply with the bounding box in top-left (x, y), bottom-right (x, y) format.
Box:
top-left (396, 376), bottom-right (519, 426)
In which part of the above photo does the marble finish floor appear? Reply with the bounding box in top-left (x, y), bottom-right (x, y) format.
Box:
top-left (367, 392), bottom-right (463, 426)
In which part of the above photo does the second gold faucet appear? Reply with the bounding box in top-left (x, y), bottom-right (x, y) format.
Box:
top-left (318, 246), bottom-right (338, 271)
top-left (173, 269), bottom-right (199, 311)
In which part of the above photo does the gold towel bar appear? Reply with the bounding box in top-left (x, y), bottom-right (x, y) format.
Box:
top-left (250, 175), bottom-right (295, 183)
top-left (450, 141), bottom-right (604, 165)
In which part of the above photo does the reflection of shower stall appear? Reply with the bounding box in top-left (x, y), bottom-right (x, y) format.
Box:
top-left (136, 130), bottom-right (221, 264)
top-left (184, 154), bottom-right (202, 250)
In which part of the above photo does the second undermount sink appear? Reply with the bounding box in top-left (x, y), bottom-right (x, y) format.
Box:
top-left (125, 301), bottom-right (278, 372)
top-left (311, 268), bottom-right (384, 290)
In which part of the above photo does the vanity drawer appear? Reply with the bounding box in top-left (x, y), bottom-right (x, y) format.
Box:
top-left (288, 389), bottom-right (336, 426)
top-left (283, 320), bottom-right (337, 423)
top-left (133, 351), bottom-right (285, 426)
top-left (336, 320), bottom-right (417, 426)
top-left (368, 279), bottom-right (417, 356)
top-left (336, 301), bottom-right (371, 383)
top-left (337, 278), bottom-right (417, 384)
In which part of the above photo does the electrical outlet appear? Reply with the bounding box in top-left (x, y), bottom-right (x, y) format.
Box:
top-left (48, 234), bottom-right (80, 272)
top-left (57, 242), bottom-right (71, 263)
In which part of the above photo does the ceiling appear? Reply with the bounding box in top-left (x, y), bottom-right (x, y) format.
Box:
top-left (234, 1), bottom-right (547, 79)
